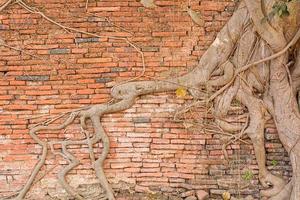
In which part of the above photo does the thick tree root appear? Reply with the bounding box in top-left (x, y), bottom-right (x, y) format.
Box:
top-left (91, 116), bottom-right (115, 200)
top-left (236, 89), bottom-right (286, 196)
top-left (57, 144), bottom-right (84, 200)
top-left (14, 113), bottom-right (78, 200)
top-left (269, 181), bottom-right (292, 200)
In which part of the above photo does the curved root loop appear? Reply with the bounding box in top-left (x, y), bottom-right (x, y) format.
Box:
top-left (260, 172), bottom-right (286, 198)
top-left (268, 181), bottom-right (292, 200)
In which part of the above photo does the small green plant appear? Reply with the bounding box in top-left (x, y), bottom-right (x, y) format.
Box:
top-left (271, 159), bottom-right (278, 166)
top-left (262, 0), bottom-right (296, 22)
top-left (272, 1), bottom-right (290, 17)
top-left (242, 170), bottom-right (254, 181)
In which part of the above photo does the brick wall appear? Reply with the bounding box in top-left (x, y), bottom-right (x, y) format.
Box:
top-left (0, 0), bottom-right (291, 199)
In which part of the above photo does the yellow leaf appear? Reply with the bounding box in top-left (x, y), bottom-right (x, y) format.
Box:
top-left (176, 87), bottom-right (187, 98)
top-left (222, 191), bottom-right (231, 200)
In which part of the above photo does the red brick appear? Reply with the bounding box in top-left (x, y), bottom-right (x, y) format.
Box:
top-left (77, 89), bottom-right (94, 95)
top-left (4, 105), bottom-right (36, 110)
top-left (25, 90), bottom-right (58, 96)
top-left (72, 48), bottom-right (88, 54)
top-left (88, 7), bottom-right (121, 12)
top-left (77, 58), bottom-right (112, 64)
top-left (0, 95), bottom-right (13, 100)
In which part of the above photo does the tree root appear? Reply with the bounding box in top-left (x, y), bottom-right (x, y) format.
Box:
top-left (57, 143), bottom-right (84, 200)
top-left (260, 172), bottom-right (287, 198)
top-left (268, 181), bottom-right (292, 200)
top-left (90, 116), bottom-right (115, 200)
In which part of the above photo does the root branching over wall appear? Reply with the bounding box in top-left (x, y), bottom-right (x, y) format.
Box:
top-left (1, 0), bottom-right (300, 199)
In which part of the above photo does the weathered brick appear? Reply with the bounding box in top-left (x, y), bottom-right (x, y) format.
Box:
top-left (141, 47), bottom-right (159, 52)
top-left (95, 77), bottom-right (112, 83)
top-left (0, 24), bottom-right (9, 30)
top-left (16, 75), bottom-right (49, 81)
top-left (49, 48), bottom-right (70, 54)
top-left (111, 67), bottom-right (127, 72)
top-left (75, 37), bottom-right (99, 43)
top-left (196, 190), bottom-right (209, 200)
top-left (132, 117), bottom-right (151, 123)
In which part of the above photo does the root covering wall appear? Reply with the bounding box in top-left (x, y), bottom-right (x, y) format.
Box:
top-left (0, 0), bottom-right (292, 199)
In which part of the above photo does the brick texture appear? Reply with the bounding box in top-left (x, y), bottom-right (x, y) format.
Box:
top-left (0, 0), bottom-right (291, 199)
